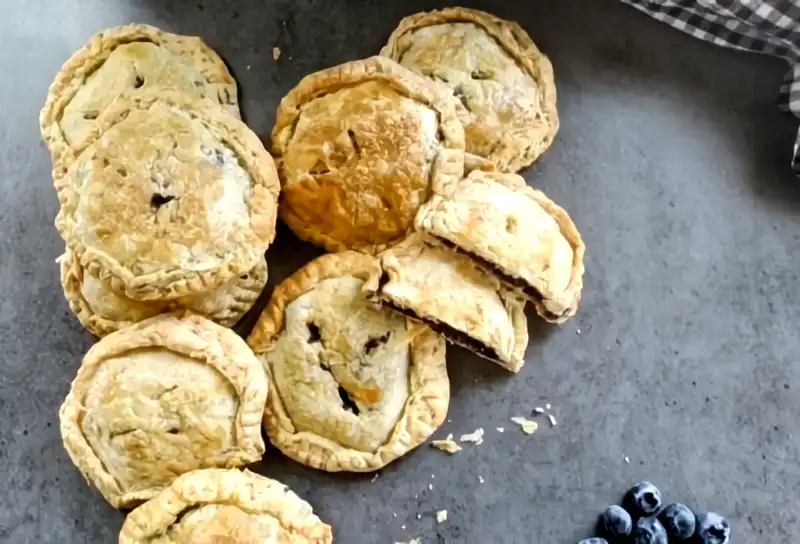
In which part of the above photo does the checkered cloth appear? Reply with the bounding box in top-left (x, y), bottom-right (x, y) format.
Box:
top-left (621, 0), bottom-right (800, 175)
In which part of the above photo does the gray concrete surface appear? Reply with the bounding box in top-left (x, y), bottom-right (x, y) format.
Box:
top-left (1, 0), bottom-right (799, 542)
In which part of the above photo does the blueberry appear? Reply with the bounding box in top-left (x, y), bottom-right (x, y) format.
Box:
top-left (695, 512), bottom-right (731, 544)
top-left (623, 481), bottom-right (663, 517)
top-left (578, 539), bottom-right (608, 544)
top-left (658, 503), bottom-right (696, 540)
top-left (630, 516), bottom-right (668, 544)
top-left (598, 505), bottom-right (633, 538)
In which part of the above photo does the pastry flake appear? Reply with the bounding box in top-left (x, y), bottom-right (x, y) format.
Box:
top-left (364, 234), bottom-right (528, 372)
top-left (59, 314), bottom-right (267, 509)
top-left (54, 89), bottom-right (280, 301)
top-left (247, 251), bottom-right (449, 472)
top-left (270, 56), bottom-right (465, 254)
top-left (59, 249), bottom-right (268, 336)
top-left (415, 169), bottom-right (585, 323)
top-left (118, 468), bottom-right (332, 543)
top-left (381, 7), bottom-right (558, 172)
top-left (40, 23), bottom-right (239, 172)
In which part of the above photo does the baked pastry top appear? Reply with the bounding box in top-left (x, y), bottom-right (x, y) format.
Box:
top-left (59, 249), bottom-right (268, 336)
top-left (381, 7), bottom-right (558, 173)
top-left (416, 170), bottom-right (585, 323)
top-left (119, 468), bottom-right (332, 544)
top-left (40, 23), bottom-right (239, 172)
top-left (59, 314), bottom-right (267, 509)
top-left (271, 56), bottom-right (465, 254)
top-left (54, 90), bottom-right (280, 301)
top-left (247, 251), bottom-right (449, 471)
top-left (364, 233), bottom-right (528, 373)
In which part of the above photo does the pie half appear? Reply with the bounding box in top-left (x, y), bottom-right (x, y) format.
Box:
top-left (54, 89), bottom-right (280, 301)
top-left (364, 233), bottom-right (528, 372)
top-left (270, 56), bottom-right (465, 254)
top-left (118, 468), bottom-right (332, 543)
top-left (59, 249), bottom-right (268, 336)
top-left (247, 251), bottom-right (449, 472)
top-left (415, 170), bottom-right (585, 323)
top-left (40, 23), bottom-right (239, 174)
top-left (381, 7), bottom-right (558, 172)
top-left (59, 313), bottom-right (267, 508)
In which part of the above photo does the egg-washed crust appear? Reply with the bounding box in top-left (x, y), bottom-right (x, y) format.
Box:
top-left (58, 313), bottom-right (267, 509)
top-left (380, 7), bottom-right (558, 172)
top-left (40, 23), bottom-right (239, 175)
top-left (59, 249), bottom-right (269, 336)
top-left (416, 170), bottom-right (585, 323)
top-left (118, 469), bottom-right (333, 543)
top-left (247, 252), bottom-right (449, 472)
top-left (364, 233), bottom-right (529, 373)
top-left (270, 55), bottom-right (465, 255)
top-left (53, 90), bottom-right (280, 301)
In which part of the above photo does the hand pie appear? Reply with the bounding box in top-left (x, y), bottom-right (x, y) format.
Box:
top-left (59, 314), bottom-right (267, 508)
top-left (119, 468), bottom-right (332, 544)
top-left (59, 249), bottom-right (268, 336)
top-left (364, 233), bottom-right (528, 373)
top-left (415, 170), bottom-right (585, 323)
top-left (40, 23), bottom-right (239, 172)
top-left (54, 90), bottom-right (280, 301)
top-left (247, 251), bottom-right (449, 472)
top-left (270, 56), bottom-right (465, 254)
top-left (381, 7), bottom-right (558, 172)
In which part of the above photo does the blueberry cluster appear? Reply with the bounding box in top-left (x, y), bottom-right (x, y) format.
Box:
top-left (578, 481), bottom-right (731, 544)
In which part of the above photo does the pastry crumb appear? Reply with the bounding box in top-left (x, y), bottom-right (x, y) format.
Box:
top-left (428, 483), bottom-right (433, 490)
top-left (479, 476), bottom-right (485, 484)
top-left (511, 416), bottom-right (539, 435)
top-left (624, 456), bottom-right (631, 464)
top-left (545, 403), bottom-right (552, 410)
top-left (460, 428), bottom-right (485, 445)
top-left (577, 328), bottom-right (582, 335)
top-left (437, 510), bottom-right (448, 523)
top-left (394, 538), bottom-right (420, 544)
top-left (533, 407), bottom-right (545, 414)
top-left (548, 414), bottom-right (557, 427)
top-left (416, 513), bottom-right (421, 520)
top-left (246, 65), bottom-right (251, 70)
top-left (272, 46), bottom-right (281, 60)
top-left (496, 427), bottom-right (504, 433)
top-left (431, 474), bottom-right (435, 479)
top-left (393, 512), bottom-right (397, 517)
top-left (432, 433), bottom-right (462, 454)
top-left (371, 473), bottom-right (379, 483)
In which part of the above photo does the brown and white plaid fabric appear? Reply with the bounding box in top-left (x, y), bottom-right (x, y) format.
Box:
top-left (621, 0), bottom-right (800, 175)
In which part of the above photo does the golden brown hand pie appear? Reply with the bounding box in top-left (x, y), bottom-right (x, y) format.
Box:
top-left (364, 233), bottom-right (528, 372)
top-left (59, 249), bottom-right (268, 336)
top-left (247, 251), bottom-right (449, 472)
top-left (416, 170), bottom-right (585, 323)
top-left (40, 23), bottom-right (239, 172)
top-left (270, 56), bottom-right (465, 254)
top-left (119, 469), bottom-right (332, 544)
top-left (59, 314), bottom-right (267, 509)
top-left (54, 90), bottom-right (280, 301)
top-left (381, 7), bottom-right (558, 172)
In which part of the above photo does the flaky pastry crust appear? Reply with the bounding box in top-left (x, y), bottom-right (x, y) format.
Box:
top-left (59, 249), bottom-right (268, 336)
top-left (54, 90), bottom-right (280, 301)
top-left (247, 252), bottom-right (449, 472)
top-left (119, 468), bottom-right (332, 543)
top-left (381, 7), bottom-right (558, 172)
top-left (270, 56), bottom-right (465, 255)
top-left (416, 170), bottom-right (585, 323)
top-left (40, 23), bottom-right (239, 173)
top-left (59, 314), bottom-right (267, 509)
top-left (364, 233), bottom-right (528, 372)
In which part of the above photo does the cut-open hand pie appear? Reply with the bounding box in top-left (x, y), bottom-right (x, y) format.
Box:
top-left (40, 23), bottom-right (239, 172)
top-left (54, 90), bottom-right (280, 301)
top-left (381, 7), bottom-right (558, 173)
top-left (364, 233), bottom-right (528, 373)
top-left (247, 251), bottom-right (449, 472)
top-left (59, 249), bottom-right (268, 336)
top-left (416, 170), bottom-right (585, 323)
top-left (119, 468), bottom-right (333, 544)
top-left (59, 314), bottom-right (267, 509)
top-left (270, 56), bottom-right (465, 254)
